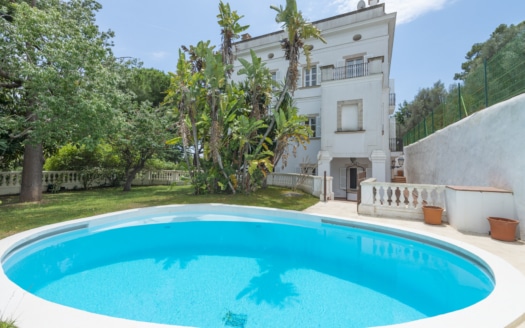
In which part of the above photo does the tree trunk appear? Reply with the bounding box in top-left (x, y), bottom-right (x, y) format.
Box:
top-left (122, 173), bottom-right (134, 192)
top-left (122, 154), bottom-right (150, 193)
top-left (123, 167), bottom-right (141, 192)
top-left (19, 142), bottom-right (44, 203)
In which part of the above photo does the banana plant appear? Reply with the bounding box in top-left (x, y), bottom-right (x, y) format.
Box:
top-left (217, 1), bottom-right (249, 77)
top-left (255, 0), bottom-right (326, 155)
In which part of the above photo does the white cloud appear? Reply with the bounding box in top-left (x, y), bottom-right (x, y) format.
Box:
top-left (151, 51), bottom-right (168, 60)
top-left (330, 0), bottom-right (454, 24)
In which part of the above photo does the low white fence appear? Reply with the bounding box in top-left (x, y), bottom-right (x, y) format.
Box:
top-left (0, 170), bottom-right (188, 196)
top-left (0, 171), bottom-right (331, 199)
top-left (359, 178), bottom-right (447, 221)
top-left (132, 170), bottom-right (187, 186)
top-left (266, 173), bottom-right (334, 201)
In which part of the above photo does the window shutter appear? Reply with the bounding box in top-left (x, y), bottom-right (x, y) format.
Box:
top-left (339, 167), bottom-right (346, 189)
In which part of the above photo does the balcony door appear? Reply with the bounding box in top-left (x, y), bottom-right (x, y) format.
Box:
top-left (346, 57), bottom-right (364, 78)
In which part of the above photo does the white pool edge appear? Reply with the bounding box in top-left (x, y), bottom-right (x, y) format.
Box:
top-left (1, 204), bottom-right (524, 328)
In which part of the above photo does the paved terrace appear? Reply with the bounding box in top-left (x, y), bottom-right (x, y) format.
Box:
top-left (304, 200), bottom-right (525, 327)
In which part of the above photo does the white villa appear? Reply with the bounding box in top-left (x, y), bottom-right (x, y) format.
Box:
top-left (233, 1), bottom-right (398, 200)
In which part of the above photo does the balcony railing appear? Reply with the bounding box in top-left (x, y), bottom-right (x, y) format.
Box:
top-left (322, 63), bottom-right (367, 82)
top-left (389, 93), bottom-right (396, 107)
top-left (321, 59), bottom-right (383, 82)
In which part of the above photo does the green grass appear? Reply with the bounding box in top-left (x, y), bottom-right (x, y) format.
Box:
top-left (0, 185), bottom-right (319, 239)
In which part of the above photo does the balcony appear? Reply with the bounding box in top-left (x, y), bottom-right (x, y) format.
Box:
top-left (321, 60), bottom-right (382, 82)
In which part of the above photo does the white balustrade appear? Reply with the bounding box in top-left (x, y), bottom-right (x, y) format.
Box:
top-left (132, 170), bottom-right (187, 186)
top-left (0, 171), bottom-right (22, 196)
top-left (359, 178), bottom-right (447, 221)
top-left (1, 170), bottom-right (330, 200)
top-left (0, 170), bottom-right (189, 196)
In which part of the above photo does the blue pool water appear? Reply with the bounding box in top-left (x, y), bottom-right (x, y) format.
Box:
top-left (3, 211), bottom-right (494, 327)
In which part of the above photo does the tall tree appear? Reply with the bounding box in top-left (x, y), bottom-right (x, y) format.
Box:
top-left (217, 0), bottom-right (249, 78)
top-left (125, 66), bottom-right (170, 107)
top-left (165, 49), bottom-right (207, 192)
top-left (395, 81), bottom-right (447, 136)
top-left (111, 64), bottom-right (171, 192)
top-left (270, 0), bottom-right (326, 94)
top-left (112, 102), bottom-right (170, 192)
top-left (0, 0), bottom-right (121, 202)
top-left (255, 0), bottom-right (325, 154)
top-left (454, 22), bottom-right (525, 81)
top-left (203, 49), bottom-right (236, 193)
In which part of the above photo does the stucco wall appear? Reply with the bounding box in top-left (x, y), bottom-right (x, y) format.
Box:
top-left (404, 94), bottom-right (525, 237)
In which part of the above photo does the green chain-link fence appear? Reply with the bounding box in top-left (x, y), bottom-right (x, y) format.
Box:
top-left (403, 31), bottom-right (525, 146)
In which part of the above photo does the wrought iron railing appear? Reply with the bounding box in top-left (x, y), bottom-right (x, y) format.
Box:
top-left (321, 63), bottom-right (369, 82)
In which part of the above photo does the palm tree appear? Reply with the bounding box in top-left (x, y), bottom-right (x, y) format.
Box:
top-left (217, 1), bottom-right (249, 78)
top-left (203, 48), bottom-right (236, 193)
top-left (271, 0), bottom-right (326, 93)
top-left (255, 0), bottom-right (326, 155)
top-left (165, 50), bottom-right (205, 187)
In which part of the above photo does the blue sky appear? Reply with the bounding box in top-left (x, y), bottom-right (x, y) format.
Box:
top-left (95, 0), bottom-right (525, 109)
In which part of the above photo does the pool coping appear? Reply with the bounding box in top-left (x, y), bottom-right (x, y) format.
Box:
top-left (1, 204), bottom-right (525, 328)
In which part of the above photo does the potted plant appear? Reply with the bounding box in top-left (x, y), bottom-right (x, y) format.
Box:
top-left (487, 217), bottom-right (519, 242)
top-left (422, 205), bottom-right (444, 225)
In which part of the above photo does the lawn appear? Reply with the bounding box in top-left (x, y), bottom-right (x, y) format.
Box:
top-left (0, 185), bottom-right (320, 239)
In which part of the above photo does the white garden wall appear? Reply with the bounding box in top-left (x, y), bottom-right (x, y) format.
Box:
top-left (404, 93), bottom-right (525, 238)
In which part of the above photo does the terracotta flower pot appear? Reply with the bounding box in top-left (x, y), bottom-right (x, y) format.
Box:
top-left (422, 205), bottom-right (443, 225)
top-left (487, 217), bottom-right (519, 242)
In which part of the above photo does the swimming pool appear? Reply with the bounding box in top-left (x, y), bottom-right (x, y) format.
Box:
top-left (1, 204), bottom-right (525, 327)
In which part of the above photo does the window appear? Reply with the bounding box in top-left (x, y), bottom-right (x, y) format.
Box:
top-left (337, 100), bottom-right (363, 132)
top-left (271, 71), bottom-right (277, 82)
top-left (270, 71), bottom-right (280, 90)
top-left (303, 66), bottom-right (317, 87)
top-left (306, 116), bottom-right (316, 137)
top-left (305, 115), bottom-right (320, 138)
top-left (346, 57), bottom-right (364, 78)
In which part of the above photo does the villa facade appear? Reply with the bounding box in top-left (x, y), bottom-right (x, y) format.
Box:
top-left (233, 2), bottom-right (397, 200)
